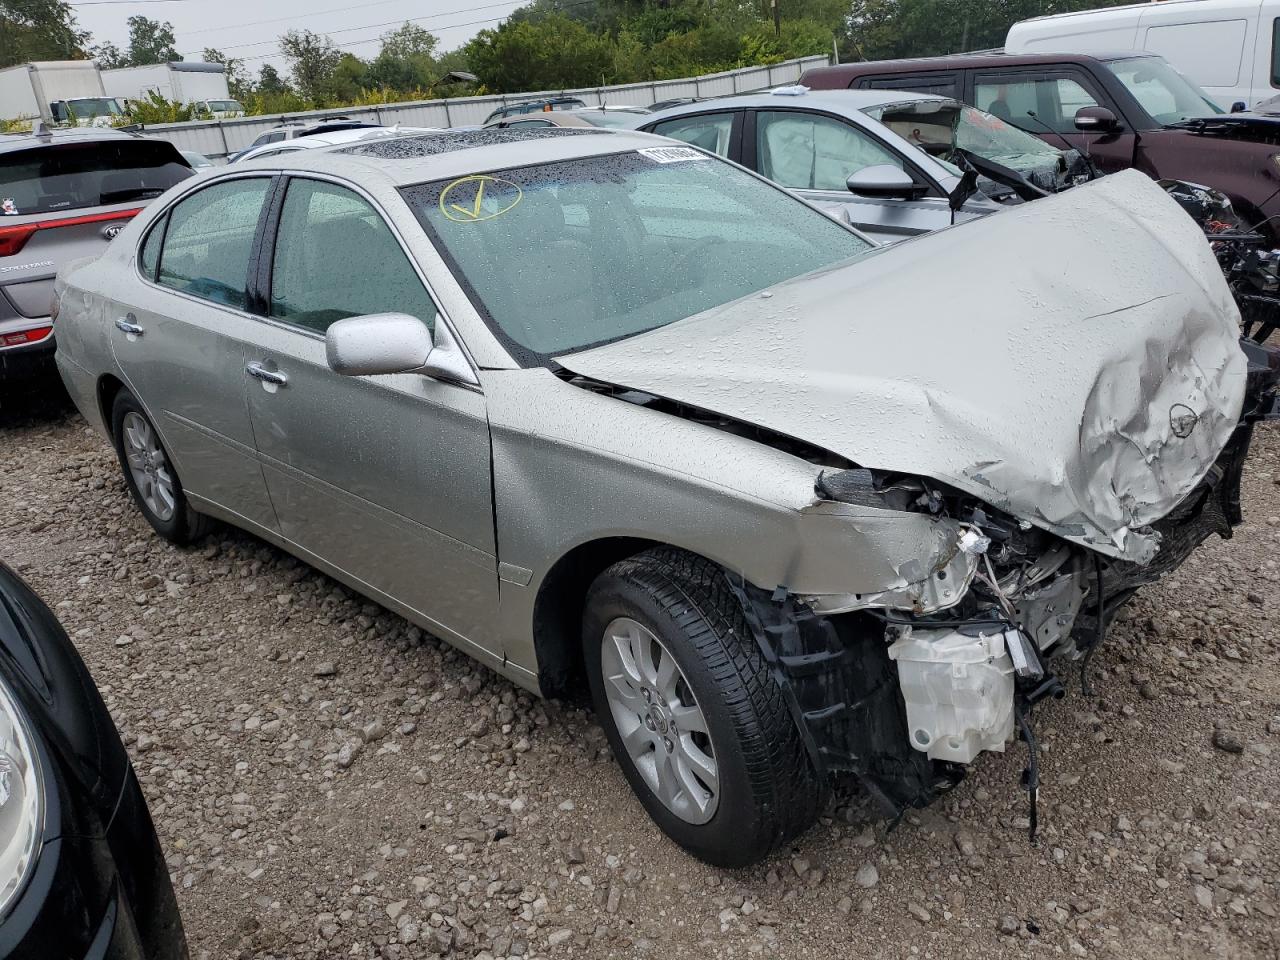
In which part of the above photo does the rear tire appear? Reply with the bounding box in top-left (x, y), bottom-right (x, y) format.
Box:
top-left (111, 389), bottom-right (211, 545)
top-left (583, 548), bottom-right (825, 867)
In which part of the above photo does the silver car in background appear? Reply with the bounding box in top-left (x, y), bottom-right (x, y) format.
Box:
top-left (51, 128), bottom-right (1276, 866)
top-left (1, 127), bottom-right (190, 381)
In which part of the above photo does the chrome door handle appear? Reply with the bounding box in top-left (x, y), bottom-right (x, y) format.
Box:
top-left (245, 361), bottom-right (288, 386)
top-left (114, 317), bottom-right (143, 336)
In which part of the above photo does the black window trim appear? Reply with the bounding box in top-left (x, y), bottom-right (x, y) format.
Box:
top-left (741, 106), bottom-right (947, 199)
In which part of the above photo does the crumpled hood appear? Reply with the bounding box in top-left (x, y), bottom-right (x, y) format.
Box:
top-left (560, 171), bottom-right (1248, 563)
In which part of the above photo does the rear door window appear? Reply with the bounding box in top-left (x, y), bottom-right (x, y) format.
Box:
top-left (860, 73), bottom-right (961, 99)
top-left (649, 112), bottom-right (737, 158)
top-left (973, 72), bottom-right (1103, 132)
top-left (267, 178), bottom-right (436, 334)
top-left (1273, 19), bottom-right (1280, 87)
top-left (0, 140), bottom-right (190, 217)
top-left (156, 177), bottom-right (271, 310)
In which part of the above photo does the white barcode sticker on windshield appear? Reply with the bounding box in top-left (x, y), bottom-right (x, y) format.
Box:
top-left (638, 146), bottom-right (707, 164)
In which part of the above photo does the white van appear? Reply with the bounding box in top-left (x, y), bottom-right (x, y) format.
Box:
top-left (1006, 0), bottom-right (1279, 111)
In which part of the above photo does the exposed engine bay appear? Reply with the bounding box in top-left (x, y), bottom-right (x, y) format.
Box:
top-left (728, 384), bottom-right (1272, 840)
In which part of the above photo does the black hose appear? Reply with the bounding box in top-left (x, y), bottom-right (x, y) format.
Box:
top-left (1080, 553), bottom-right (1108, 697)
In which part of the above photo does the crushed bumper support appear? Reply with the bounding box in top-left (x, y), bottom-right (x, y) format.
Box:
top-left (724, 574), bottom-right (962, 817)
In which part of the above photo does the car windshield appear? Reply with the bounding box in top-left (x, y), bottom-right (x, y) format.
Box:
top-left (207, 100), bottom-right (242, 112)
top-left (404, 149), bottom-right (872, 362)
top-left (1105, 56), bottom-right (1223, 124)
top-left (0, 140), bottom-right (191, 215)
top-left (66, 97), bottom-right (122, 118)
top-left (866, 98), bottom-right (1064, 179)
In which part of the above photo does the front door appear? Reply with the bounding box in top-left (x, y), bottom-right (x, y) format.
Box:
top-left (747, 109), bottom-right (959, 242)
top-left (971, 69), bottom-right (1138, 174)
top-left (108, 175), bottom-right (279, 532)
top-left (242, 176), bottom-right (498, 647)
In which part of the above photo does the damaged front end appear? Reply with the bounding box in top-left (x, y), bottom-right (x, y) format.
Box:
top-left (726, 358), bottom-right (1275, 833)
top-left (1161, 179), bottom-right (1280, 344)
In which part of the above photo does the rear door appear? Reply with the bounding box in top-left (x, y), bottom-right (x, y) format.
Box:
top-left (242, 175), bottom-right (498, 647)
top-left (108, 174), bottom-right (280, 532)
top-left (971, 67), bottom-right (1138, 172)
top-left (0, 137), bottom-right (190, 351)
top-left (743, 108), bottom-right (956, 241)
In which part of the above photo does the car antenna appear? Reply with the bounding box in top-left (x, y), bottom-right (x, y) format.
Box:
top-left (1025, 110), bottom-right (1102, 181)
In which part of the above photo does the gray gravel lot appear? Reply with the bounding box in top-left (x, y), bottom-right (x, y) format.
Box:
top-left (2, 383), bottom-right (1279, 960)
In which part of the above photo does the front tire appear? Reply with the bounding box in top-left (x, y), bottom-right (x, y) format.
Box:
top-left (111, 389), bottom-right (210, 545)
top-left (583, 548), bottom-right (825, 867)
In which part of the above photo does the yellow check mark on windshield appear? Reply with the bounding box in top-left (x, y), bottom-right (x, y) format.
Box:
top-left (449, 178), bottom-right (485, 220)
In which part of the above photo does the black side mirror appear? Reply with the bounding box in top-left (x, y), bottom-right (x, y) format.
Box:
top-left (1074, 106), bottom-right (1119, 134)
top-left (1231, 100), bottom-right (1248, 113)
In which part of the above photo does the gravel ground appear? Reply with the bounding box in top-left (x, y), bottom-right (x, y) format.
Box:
top-left (2, 380), bottom-right (1279, 960)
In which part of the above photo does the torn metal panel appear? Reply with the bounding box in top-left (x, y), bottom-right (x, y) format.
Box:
top-left (559, 171), bottom-right (1248, 564)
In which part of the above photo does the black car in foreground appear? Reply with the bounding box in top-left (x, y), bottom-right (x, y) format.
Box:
top-left (0, 561), bottom-right (186, 959)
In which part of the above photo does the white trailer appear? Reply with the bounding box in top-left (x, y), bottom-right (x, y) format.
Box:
top-left (102, 62), bottom-right (243, 117)
top-left (0, 60), bottom-right (123, 126)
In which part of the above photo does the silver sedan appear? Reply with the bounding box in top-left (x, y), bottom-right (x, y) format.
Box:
top-left (52, 127), bottom-right (1274, 865)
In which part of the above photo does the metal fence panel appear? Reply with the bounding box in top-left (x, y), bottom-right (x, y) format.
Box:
top-left (140, 55), bottom-right (829, 158)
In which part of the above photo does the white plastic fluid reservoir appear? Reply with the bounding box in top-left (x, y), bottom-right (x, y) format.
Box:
top-left (887, 627), bottom-right (1016, 764)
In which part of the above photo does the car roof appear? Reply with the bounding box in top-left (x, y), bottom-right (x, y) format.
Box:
top-left (236, 127), bottom-right (667, 186)
top-left (803, 50), bottom-right (1156, 78)
top-left (0, 126), bottom-right (156, 155)
top-left (238, 125), bottom-right (433, 160)
top-left (641, 87), bottom-right (946, 124)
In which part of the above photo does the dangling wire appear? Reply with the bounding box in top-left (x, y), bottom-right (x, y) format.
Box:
top-left (1080, 553), bottom-right (1108, 697)
top-left (1015, 697), bottom-right (1040, 846)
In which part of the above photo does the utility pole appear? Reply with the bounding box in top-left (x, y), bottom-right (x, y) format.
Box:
top-left (772, 0), bottom-right (780, 38)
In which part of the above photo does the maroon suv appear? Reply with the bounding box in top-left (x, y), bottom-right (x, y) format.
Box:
top-left (802, 52), bottom-right (1280, 242)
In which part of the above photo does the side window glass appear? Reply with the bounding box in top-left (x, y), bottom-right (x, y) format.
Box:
top-left (1273, 19), bottom-right (1280, 87)
top-left (863, 74), bottom-right (959, 99)
top-left (139, 213), bottom-right (165, 281)
top-left (269, 179), bottom-right (437, 334)
top-left (157, 178), bottom-right (270, 309)
top-left (975, 74), bottom-right (1100, 132)
top-left (651, 113), bottom-right (735, 157)
top-left (756, 111), bottom-right (904, 191)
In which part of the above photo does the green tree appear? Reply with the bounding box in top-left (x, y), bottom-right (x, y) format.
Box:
top-left (280, 29), bottom-right (342, 103)
top-left (93, 41), bottom-right (127, 69)
top-left (845, 0), bottom-right (1137, 61)
top-left (125, 15), bottom-right (179, 65)
top-left (0, 0), bottom-right (88, 68)
top-left (202, 47), bottom-right (252, 101)
top-left (464, 15), bottom-right (615, 92)
top-left (367, 22), bottom-right (440, 92)
top-left (255, 63), bottom-right (289, 97)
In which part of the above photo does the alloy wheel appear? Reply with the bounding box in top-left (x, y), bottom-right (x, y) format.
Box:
top-left (121, 412), bottom-right (176, 522)
top-left (600, 617), bottom-right (719, 824)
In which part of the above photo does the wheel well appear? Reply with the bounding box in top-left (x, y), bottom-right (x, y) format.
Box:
top-left (532, 536), bottom-right (662, 699)
top-left (97, 374), bottom-right (125, 436)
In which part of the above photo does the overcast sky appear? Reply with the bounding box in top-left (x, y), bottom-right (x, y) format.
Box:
top-left (69, 0), bottom-right (527, 74)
